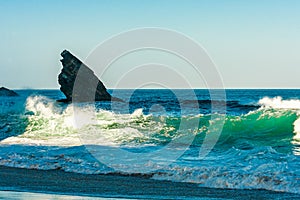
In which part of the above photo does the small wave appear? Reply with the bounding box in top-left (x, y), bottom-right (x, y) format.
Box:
top-left (152, 146), bottom-right (300, 194)
top-left (0, 145), bottom-right (112, 174)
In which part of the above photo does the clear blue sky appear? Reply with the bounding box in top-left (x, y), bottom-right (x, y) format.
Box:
top-left (0, 0), bottom-right (299, 89)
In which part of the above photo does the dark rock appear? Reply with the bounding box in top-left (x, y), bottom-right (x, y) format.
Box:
top-left (0, 87), bottom-right (19, 96)
top-left (58, 50), bottom-right (122, 103)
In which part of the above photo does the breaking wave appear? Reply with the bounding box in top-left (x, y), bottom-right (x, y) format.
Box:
top-left (0, 95), bottom-right (300, 193)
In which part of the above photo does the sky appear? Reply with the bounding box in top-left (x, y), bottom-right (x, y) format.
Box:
top-left (0, 0), bottom-right (300, 89)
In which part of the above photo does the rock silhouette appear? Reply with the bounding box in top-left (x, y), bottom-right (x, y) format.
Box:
top-left (0, 87), bottom-right (19, 96)
top-left (58, 50), bottom-right (121, 103)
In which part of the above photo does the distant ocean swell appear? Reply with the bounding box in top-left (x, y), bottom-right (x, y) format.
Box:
top-left (0, 94), bottom-right (300, 193)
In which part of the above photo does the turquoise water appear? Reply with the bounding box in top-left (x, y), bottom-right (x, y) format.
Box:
top-left (0, 89), bottom-right (300, 193)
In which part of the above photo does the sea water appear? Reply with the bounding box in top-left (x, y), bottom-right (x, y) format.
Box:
top-left (0, 89), bottom-right (299, 193)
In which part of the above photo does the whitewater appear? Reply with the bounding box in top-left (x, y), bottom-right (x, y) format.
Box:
top-left (0, 89), bottom-right (299, 194)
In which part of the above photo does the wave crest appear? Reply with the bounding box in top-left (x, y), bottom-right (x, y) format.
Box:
top-left (259, 96), bottom-right (300, 109)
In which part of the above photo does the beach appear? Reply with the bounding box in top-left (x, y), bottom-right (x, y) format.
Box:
top-left (0, 166), bottom-right (299, 199)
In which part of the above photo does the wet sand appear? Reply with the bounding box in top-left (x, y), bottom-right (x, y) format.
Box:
top-left (0, 166), bottom-right (299, 199)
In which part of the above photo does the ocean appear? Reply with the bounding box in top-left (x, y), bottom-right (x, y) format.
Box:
top-left (0, 89), bottom-right (300, 195)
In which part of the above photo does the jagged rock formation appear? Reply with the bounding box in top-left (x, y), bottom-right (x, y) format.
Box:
top-left (0, 87), bottom-right (19, 96)
top-left (58, 50), bottom-right (120, 102)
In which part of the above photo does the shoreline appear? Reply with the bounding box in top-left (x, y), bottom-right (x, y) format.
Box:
top-left (0, 166), bottom-right (299, 199)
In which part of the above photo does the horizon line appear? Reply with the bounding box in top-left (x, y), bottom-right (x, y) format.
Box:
top-left (10, 87), bottom-right (300, 90)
